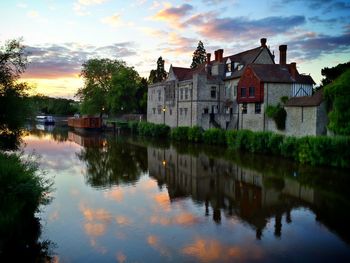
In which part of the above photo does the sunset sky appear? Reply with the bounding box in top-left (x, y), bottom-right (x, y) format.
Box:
top-left (1, 0), bottom-right (349, 98)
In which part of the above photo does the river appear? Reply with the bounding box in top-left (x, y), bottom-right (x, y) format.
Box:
top-left (22, 127), bottom-right (350, 262)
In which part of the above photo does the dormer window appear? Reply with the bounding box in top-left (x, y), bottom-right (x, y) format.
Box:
top-left (226, 58), bottom-right (232, 72)
top-left (238, 64), bottom-right (244, 71)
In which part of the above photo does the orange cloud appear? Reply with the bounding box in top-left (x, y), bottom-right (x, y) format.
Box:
top-left (147, 235), bottom-right (171, 257)
top-left (149, 212), bottom-right (200, 226)
top-left (84, 223), bottom-right (106, 237)
top-left (104, 189), bottom-right (124, 202)
top-left (116, 251), bottom-right (127, 263)
top-left (115, 215), bottom-right (131, 226)
top-left (81, 205), bottom-right (112, 222)
top-left (152, 4), bottom-right (193, 29)
top-left (182, 238), bottom-right (264, 262)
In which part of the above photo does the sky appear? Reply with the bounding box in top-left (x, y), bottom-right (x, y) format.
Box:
top-left (1, 0), bottom-right (349, 98)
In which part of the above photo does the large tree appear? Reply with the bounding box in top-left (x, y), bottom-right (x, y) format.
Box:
top-left (190, 41), bottom-right (206, 69)
top-left (320, 61), bottom-right (350, 87)
top-left (324, 69), bottom-right (350, 135)
top-left (76, 58), bottom-right (142, 115)
top-left (0, 39), bottom-right (31, 149)
top-left (148, 56), bottom-right (167, 84)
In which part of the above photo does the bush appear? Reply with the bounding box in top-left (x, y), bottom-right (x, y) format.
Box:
top-left (266, 104), bottom-right (286, 130)
top-left (226, 130), bottom-right (238, 148)
top-left (267, 133), bottom-right (284, 155)
top-left (231, 130), bottom-right (254, 151)
top-left (171, 127), bottom-right (190, 141)
top-left (248, 131), bottom-right (271, 153)
top-left (188, 126), bottom-right (203, 143)
top-left (203, 128), bottom-right (226, 145)
top-left (128, 121), bottom-right (139, 133)
top-left (280, 136), bottom-right (298, 160)
top-left (137, 122), bottom-right (170, 138)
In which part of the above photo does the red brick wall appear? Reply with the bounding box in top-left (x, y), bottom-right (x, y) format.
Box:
top-left (237, 67), bottom-right (264, 103)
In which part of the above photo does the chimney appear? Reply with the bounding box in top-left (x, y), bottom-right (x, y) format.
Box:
top-left (260, 38), bottom-right (267, 47)
top-left (214, 50), bottom-right (219, 61)
top-left (290, 62), bottom-right (297, 79)
top-left (206, 53), bottom-right (211, 64)
top-left (279, 45), bottom-right (287, 65)
top-left (218, 49), bottom-right (223, 62)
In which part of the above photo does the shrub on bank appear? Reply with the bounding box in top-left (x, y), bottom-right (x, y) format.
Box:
top-left (188, 126), bottom-right (203, 143)
top-left (171, 127), bottom-right (190, 141)
top-left (137, 122), bottom-right (170, 138)
top-left (203, 128), bottom-right (226, 145)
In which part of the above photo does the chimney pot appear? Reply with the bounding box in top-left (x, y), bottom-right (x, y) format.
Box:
top-left (279, 45), bottom-right (287, 65)
top-left (290, 62), bottom-right (297, 79)
top-left (215, 49), bottom-right (224, 62)
top-left (206, 53), bottom-right (211, 64)
top-left (260, 38), bottom-right (267, 47)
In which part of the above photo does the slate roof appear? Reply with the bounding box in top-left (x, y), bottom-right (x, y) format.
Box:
top-left (172, 64), bottom-right (218, 81)
top-left (285, 89), bottom-right (324, 107)
top-left (248, 64), bottom-right (315, 85)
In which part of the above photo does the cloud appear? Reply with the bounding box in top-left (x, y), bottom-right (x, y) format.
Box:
top-left (152, 4), bottom-right (194, 28)
top-left (27, 10), bottom-right (39, 18)
top-left (73, 0), bottom-right (108, 16)
top-left (184, 15), bottom-right (306, 41)
top-left (101, 13), bottom-right (123, 27)
top-left (288, 30), bottom-right (350, 60)
top-left (23, 42), bottom-right (137, 79)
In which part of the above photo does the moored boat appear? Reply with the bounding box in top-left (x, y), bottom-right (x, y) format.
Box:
top-left (67, 116), bottom-right (102, 131)
top-left (36, 115), bottom-right (55, 125)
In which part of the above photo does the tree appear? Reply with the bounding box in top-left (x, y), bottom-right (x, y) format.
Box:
top-left (76, 58), bottom-right (141, 115)
top-left (190, 41), bottom-right (206, 69)
top-left (135, 77), bottom-right (148, 114)
top-left (148, 57), bottom-right (167, 84)
top-left (320, 61), bottom-right (350, 87)
top-left (324, 69), bottom-right (350, 135)
top-left (0, 39), bottom-right (32, 150)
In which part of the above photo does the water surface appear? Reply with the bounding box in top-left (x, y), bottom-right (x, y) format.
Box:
top-left (23, 128), bottom-right (350, 262)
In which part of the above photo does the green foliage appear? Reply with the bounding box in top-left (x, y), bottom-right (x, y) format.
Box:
top-left (27, 95), bottom-right (78, 115)
top-left (280, 136), bottom-right (298, 160)
top-left (265, 103), bottom-right (286, 130)
top-left (190, 41), bottom-right (207, 69)
top-left (203, 128), bottom-right (226, 145)
top-left (171, 126), bottom-right (190, 141)
top-left (230, 130), bottom-right (253, 151)
top-left (137, 122), bottom-right (170, 138)
top-left (76, 58), bottom-right (143, 115)
top-left (320, 61), bottom-right (350, 87)
top-left (324, 69), bottom-right (350, 135)
top-left (148, 57), bottom-right (167, 84)
top-left (0, 152), bottom-right (51, 231)
top-left (188, 126), bottom-right (203, 143)
top-left (128, 121), bottom-right (139, 133)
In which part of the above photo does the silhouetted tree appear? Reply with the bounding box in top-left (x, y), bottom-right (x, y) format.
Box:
top-left (320, 61), bottom-right (350, 87)
top-left (190, 41), bottom-right (206, 69)
top-left (148, 57), bottom-right (167, 84)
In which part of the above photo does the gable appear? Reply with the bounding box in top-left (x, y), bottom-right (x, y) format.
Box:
top-left (253, 49), bottom-right (275, 64)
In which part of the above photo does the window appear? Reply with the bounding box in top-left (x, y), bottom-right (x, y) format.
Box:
top-left (211, 86), bottom-right (216, 98)
top-left (234, 85), bottom-right (237, 96)
top-left (152, 108), bottom-right (156, 114)
top-left (185, 88), bottom-right (188, 100)
top-left (158, 90), bottom-right (161, 101)
top-left (226, 62), bottom-right (231, 72)
top-left (255, 103), bottom-right (261, 114)
top-left (158, 108), bottom-right (161, 114)
top-left (225, 85), bottom-right (231, 97)
top-left (180, 89), bottom-right (183, 100)
top-left (180, 108), bottom-right (183, 115)
top-left (241, 87), bottom-right (246, 97)
top-left (184, 108), bottom-right (188, 116)
top-left (242, 103), bottom-right (247, 114)
top-left (169, 109), bottom-right (172, 115)
top-left (249, 87), bottom-right (255, 97)
top-left (204, 108), bottom-right (209, 114)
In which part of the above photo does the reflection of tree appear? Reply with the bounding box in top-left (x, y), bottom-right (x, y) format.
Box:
top-left (29, 126), bottom-right (68, 142)
top-left (78, 138), bottom-right (148, 188)
top-left (0, 215), bottom-right (55, 262)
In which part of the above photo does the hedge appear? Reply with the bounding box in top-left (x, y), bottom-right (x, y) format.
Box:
top-left (126, 121), bottom-right (350, 168)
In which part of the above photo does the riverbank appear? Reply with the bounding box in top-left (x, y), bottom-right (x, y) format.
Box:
top-left (127, 121), bottom-right (350, 168)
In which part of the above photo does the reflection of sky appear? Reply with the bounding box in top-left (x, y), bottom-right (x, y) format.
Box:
top-left (23, 133), bottom-right (350, 262)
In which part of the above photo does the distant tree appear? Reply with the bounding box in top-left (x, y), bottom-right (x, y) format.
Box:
top-left (76, 58), bottom-right (141, 115)
top-left (148, 57), bottom-right (167, 84)
top-left (320, 61), bottom-right (350, 87)
top-left (0, 39), bottom-right (32, 149)
top-left (135, 77), bottom-right (148, 114)
top-left (324, 69), bottom-right (350, 135)
top-left (190, 40), bottom-right (206, 69)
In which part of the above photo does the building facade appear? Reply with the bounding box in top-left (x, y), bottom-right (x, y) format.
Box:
top-left (147, 38), bottom-right (326, 136)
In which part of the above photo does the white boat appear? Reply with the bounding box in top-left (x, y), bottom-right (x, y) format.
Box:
top-left (36, 115), bottom-right (55, 125)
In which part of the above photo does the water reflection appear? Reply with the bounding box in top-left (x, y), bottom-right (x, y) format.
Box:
top-left (71, 131), bottom-right (148, 188)
top-left (23, 128), bottom-right (350, 262)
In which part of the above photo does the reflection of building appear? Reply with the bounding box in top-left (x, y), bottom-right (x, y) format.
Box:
top-left (148, 146), bottom-right (315, 238)
top-left (68, 131), bottom-right (106, 147)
